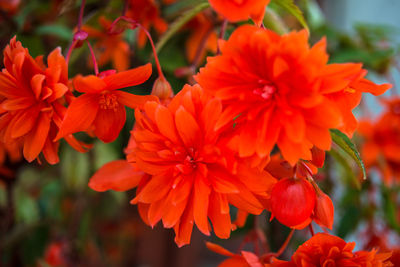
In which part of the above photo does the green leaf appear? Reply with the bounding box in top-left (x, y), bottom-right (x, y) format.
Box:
top-left (156, 1), bottom-right (210, 53)
top-left (270, 0), bottom-right (309, 31)
top-left (330, 129), bottom-right (367, 181)
top-left (328, 149), bottom-right (361, 189)
top-left (337, 205), bottom-right (361, 238)
top-left (36, 24), bottom-right (73, 40)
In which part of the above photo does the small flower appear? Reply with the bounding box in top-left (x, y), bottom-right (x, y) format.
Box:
top-left (55, 64), bottom-right (154, 143)
top-left (195, 25), bottom-right (391, 165)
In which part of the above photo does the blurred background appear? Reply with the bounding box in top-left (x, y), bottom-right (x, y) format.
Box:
top-left (0, 0), bottom-right (399, 266)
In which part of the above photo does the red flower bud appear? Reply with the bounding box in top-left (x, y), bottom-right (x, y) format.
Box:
top-left (151, 77), bottom-right (173, 101)
top-left (313, 191), bottom-right (334, 229)
top-left (270, 177), bottom-right (316, 227)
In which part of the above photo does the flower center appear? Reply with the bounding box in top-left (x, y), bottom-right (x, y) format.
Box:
top-left (99, 93), bottom-right (118, 110)
top-left (175, 147), bottom-right (199, 175)
top-left (253, 80), bottom-right (276, 100)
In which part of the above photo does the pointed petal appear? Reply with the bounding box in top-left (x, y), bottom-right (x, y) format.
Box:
top-left (175, 106), bottom-right (201, 148)
top-left (93, 104), bottom-right (126, 143)
top-left (114, 91), bottom-right (158, 109)
top-left (23, 112), bottom-right (51, 162)
top-left (103, 63), bottom-right (152, 91)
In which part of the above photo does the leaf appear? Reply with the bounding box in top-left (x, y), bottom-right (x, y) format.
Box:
top-left (328, 149), bottom-right (361, 189)
top-left (155, 1), bottom-right (210, 53)
top-left (337, 205), bottom-right (361, 238)
top-left (330, 129), bottom-right (367, 181)
top-left (270, 0), bottom-right (309, 31)
top-left (36, 24), bottom-right (73, 41)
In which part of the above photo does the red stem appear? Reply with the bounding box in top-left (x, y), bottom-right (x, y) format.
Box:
top-left (65, 39), bottom-right (78, 66)
top-left (77, 0), bottom-right (86, 30)
top-left (275, 229), bottom-right (295, 258)
top-left (86, 41), bottom-right (99, 76)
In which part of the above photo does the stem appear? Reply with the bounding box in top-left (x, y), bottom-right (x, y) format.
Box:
top-left (86, 41), bottom-right (99, 76)
top-left (216, 19), bottom-right (228, 54)
top-left (122, 0), bottom-right (129, 16)
top-left (136, 23), bottom-right (165, 80)
top-left (77, 0), bottom-right (86, 30)
top-left (309, 223), bottom-right (315, 236)
top-left (275, 229), bottom-right (295, 258)
top-left (65, 39), bottom-right (78, 66)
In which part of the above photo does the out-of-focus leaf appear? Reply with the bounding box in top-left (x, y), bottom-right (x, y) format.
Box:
top-left (156, 1), bottom-right (210, 53)
top-left (264, 8), bottom-right (289, 35)
top-left (328, 149), bottom-right (361, 189)
top-left (36, 24), bottom-right (73, 40)
top-left (61, 146), bottom-right (90, 191)
top-left (337, 205), bottom-right (361, 238)
top-left (331, 129), bottom-right (366, 181)
top-left (382, 187), bottom-right (400, 233)
top-left (270, 0), bottom-right (309, 31)
top-left (164, 0), bottom-right (203, 18)
top-left (14, 190), bottom-right (39, 224)
top-left (93, 141), bottom-right (120, 170)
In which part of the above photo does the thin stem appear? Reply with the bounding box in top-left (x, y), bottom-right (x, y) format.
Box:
top-left (275, 229), bottom-right (295, 258)
top-left (216, 19), bottom-right (228, 54)
top-left (136, 23), bottom-right (165, 80)
top-left (309, 223), bottom-right (315, 236)
top-left (122, 0), bottom-right (129, 16)
top-left (77, 0), bottom-right (86, 30)
top-left (65, 39), bottom-right (78, 66)
top-left (86, 41), bottom-right (99, 76)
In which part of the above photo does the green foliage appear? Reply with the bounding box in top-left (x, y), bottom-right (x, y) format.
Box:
top-left (270, 0), bottom-right (309, 30)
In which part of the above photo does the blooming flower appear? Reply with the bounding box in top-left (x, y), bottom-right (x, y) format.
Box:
top-left (81, 16), bottom-right (130, 72)
top-left (55, 64), bottom-right (154, 143)
top-left (126, 0), bottom-right (168, 48)
top-left (0, 37), bottom-right (72, 164)
top-left (358, 98), bottom-right (400, 184)
top-left (268, 233), bottom-right (393, 266)
top-left (206, 241), bottom-right (264, 267)
top-left (195, 25), bottom-right (391, 165)
top-left (89, 84), bottom-right (276, 246)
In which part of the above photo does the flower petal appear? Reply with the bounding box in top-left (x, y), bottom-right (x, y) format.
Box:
top-left (102, 63), bottom-right (152, 91)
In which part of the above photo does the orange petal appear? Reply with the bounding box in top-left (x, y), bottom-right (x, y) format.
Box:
top-left (73, 75), bottom-right (107, 93)
top-left (93, 104), bottom-right (126, 143)
top-left (23, 112), bottom-right (51, 162)
top-left (89, 160), bottom-right (144, 192)
top-left (55, 94), bottom-right (99, 140)
top-left (115, 91), bottom-right (158, 109)
top-left (193, 175), bottom-right (211, 235)
top-left (103, 63), bottom-right (152, 91)
top-left (175, 106), bottom-right (201, 148)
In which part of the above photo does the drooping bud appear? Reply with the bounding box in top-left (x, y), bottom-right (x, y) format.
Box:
top-left (270, 177), bottom-right (316, 227)
top-left (313, 190), bottom-right (334, 230)
top-left (151, 76), bottom-right (173, 101)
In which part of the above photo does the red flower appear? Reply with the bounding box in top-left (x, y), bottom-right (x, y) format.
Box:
top-left (269, 233), bottom-right (392, 267)
top-left (209, 0), bottom-right (270, 26)
top-left (0, 37), bottom-right (71, 164)
top-left (126, 0), bottom-right (168, 48)
top-left (89, 84), bottom-right (276, 246)
top-left (195, 25), bottom-right (391, 165)
top-left (81, 16), bottom-right (130, 72)
top-left (55, 64), bottom-right (154, 143)
top-left (358, 98), bottom-right (400, 185)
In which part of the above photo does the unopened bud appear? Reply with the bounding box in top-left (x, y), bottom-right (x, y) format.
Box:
top-left (151, 77), bottom-right (173, 101)
top-left (313, 191), bottom-right (334, 230)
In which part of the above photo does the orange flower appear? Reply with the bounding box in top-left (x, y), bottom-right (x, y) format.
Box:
top-left (209, 0), bottom-right (270, 26)
top-left (0, 37), bottom-right (71, 164)
top-left (184, 13), bottom-right (218, 64)
top-left (206, 241), bottom-right (264, 267)
top-left (358, 98), bottom-right (400, 184)
top-left (195, 25), bottom-right (391, 165)
top-left (81, 16), bottom-right (130, 72)
top-left (89, 84), bottom-right (276, 246)
top-left (55, 64), bottom-right (154, 143)
top-left (269, 233), bottom-right (392, 267)
top-left (126, 0), bottom-right (168, 48)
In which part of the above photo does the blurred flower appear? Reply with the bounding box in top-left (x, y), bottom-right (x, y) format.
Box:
top-left (206, 241), bottom-right (264, 267)
top-left (0, 37), bottom-right (69, 164)
top-left (81, 16), bottom-right (130, 72)
top-left (196, 25), bottom-right (391, 165)
top-left (184, 13), bottom-right (218, 64)
top-left (126, 0), bottom-right (168, 48)
top-left (0, 0), bottom-right (20, 14)
top-left (55, 64), bottom-right (154, 143)
top-left (209, 0), bottom-right (270, 26)
top-left (89, 84), bottom-right (276, 246)
top-left (41, 242), bottom-right (66, 267)
top-left (358, 98), bottom-right (400, 184)
top-left (269, 233), bottom-right (393, 266)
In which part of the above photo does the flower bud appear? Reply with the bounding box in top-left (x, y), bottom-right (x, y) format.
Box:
top-left (313, 191), bottom-right (334, 229)
top-left (151, 77), bottom-right (173, 101)
top-left (270, 177), bottom-right (316, 227)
